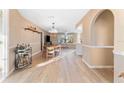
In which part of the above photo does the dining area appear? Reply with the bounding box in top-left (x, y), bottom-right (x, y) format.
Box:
top-left (44, 44), bottom-right (62, 58)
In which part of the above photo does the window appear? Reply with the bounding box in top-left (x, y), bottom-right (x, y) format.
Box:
top-left (57, 33), bottom-right (74, 44)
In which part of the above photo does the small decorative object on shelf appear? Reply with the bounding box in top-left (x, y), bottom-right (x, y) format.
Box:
top-left (24, 25), bottom-right (41, 34)
top-left (15, 43), bottom-right (32, 69)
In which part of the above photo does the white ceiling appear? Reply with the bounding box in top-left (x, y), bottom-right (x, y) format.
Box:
top-left (18, 9), bottom-right (89, 33)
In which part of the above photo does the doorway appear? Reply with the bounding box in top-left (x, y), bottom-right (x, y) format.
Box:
top-left (0, 10), bottom-right (9, 81)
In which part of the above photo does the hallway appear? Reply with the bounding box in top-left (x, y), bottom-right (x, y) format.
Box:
top-left (3, 49), bottom-right (113, 83)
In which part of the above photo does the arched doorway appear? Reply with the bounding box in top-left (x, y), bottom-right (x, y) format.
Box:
top-left (91, 10), bottom-right (114, 46)
top-left (90, 10), bottom-right (114, 67)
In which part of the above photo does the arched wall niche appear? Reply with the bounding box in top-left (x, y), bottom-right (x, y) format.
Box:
top-left (79, 9), bottom-right (114, 68)
top-left (91, 9), bottom-right (114, 46)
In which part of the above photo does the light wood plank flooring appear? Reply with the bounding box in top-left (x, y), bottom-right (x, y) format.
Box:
top-left (3, 49), bottom-right (113, 83)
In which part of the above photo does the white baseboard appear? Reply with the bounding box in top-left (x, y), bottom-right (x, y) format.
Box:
top-left (82, 58), bottom-right (92, 68)
top-left (0, 68), bottom-right (15, 82)
top-left (7, 68), bottom-right (15, 77)
top-left (82, 58), bottom-right (113, 68)
top-left (32, 51), bottom-right (41, 56)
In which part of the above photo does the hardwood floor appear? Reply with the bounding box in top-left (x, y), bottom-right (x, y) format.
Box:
top-left (3, 49), bottom-right (113, 83)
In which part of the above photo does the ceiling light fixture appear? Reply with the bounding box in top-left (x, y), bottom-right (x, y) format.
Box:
top-left (49, 16), bottom-right (58, 33)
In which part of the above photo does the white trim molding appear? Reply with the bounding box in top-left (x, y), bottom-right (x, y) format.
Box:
top-left (0, 68), bottom-right (15, 82)
top-left (113, 50), bottom-right (124, 56)
top-left (1, 9), bottom-right (10, 80)
top-left (9, 42), bottom-right (41, 49)
top-left (32, 51), bottom-right (41, 56)
top-left (6, 68), bottom-right (14, 79)
top-left (82, 44), bottom-right (114, 48)
top-left (82, 58), bottom-right (113, 69)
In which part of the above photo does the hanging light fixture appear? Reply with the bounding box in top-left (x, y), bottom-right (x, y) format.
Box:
top-left (49, 16), bottom-right (58, 33)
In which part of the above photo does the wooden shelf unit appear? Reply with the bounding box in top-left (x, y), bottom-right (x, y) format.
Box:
top-left (24, 27), bottom-right (41, 34)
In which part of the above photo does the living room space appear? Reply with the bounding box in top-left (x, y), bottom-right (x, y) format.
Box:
top-left (1, 9), bottom-right (115, 83)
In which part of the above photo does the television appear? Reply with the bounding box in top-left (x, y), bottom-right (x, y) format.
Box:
top-left (46, 35), bottom-right (50, 42)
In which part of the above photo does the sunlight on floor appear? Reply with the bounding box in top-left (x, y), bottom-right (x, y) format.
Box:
top-left (36, 49), bottom-right (75, 68)
top-left (3, 48), bottom-right (113, 83)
